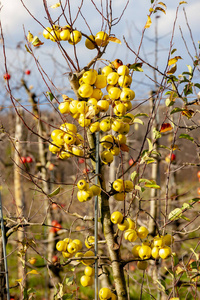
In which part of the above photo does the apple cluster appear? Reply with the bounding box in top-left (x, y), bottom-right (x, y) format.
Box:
top-left (43, 25), bottom-right (82, 44)
top-left (77, 179), bottom-right (101, 202)
top-left (56, 238), bottom-right (83, 258)
top-left (49, 122), bottom-right (85, 159)
top-left (80, 265), bottom-right (95, 287)
top-left (112, 178), bottom-right (134, 201)
top-left (52, 60), bottom-right (136, 165)
top-left (110, 211), bottom-right (174, 270)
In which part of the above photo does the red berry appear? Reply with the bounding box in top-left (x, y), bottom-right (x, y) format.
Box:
top-left (129, 158), bottom-right (135, 166)
top-left (48, 163), bottom-right (55, 171)
top-left (171, 153), bottom-right (176, 161)
top-left (20, 156), bottom-right (27, 164)
top-left (55, 223), bottom-right (62, 232)
top-left (26, 156), bottom-right (33, 163)
top-left (52, 203), bottom-right (58, 209)
top-left (52, 255), bottom-right (58, 263)
top-left (25, 69), bottom-right (31, 75)
top-left (51, 220), bottom-right (58, 226)
top-left (4, 73), bottom-right (11, 80)
top-left (78, 158), bottom-right (85, 164)
top-left (197, 171), bottom-right (200, 179)
top-left (83, 168), bottom-right (90, 174)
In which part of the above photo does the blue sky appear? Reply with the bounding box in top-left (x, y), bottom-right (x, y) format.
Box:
top-left (1, 0), bottom-right (200, 105)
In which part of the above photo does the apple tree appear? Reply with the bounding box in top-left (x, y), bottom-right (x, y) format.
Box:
top-left (1, 0), bottom-right (200, 299)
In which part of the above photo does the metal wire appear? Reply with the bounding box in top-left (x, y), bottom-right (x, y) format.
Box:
top-left (0, 190), bottom-right (10, 300)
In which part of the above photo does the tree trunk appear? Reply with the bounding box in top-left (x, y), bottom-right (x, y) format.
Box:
top-left (14, 108), bottom-right (26, 289)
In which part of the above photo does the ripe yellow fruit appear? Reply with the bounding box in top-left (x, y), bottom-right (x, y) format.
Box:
top-left (127, 217), bottom-right (135, 229)
top-left (132, 245), bottom-right (141, 257)
top-left (58, 101), bottom-right (71, 114)
top-left (118, 123), bottom-right (130, 135)
top-left (43, 27), bottom-right (51, 39)
top-left (82, 70), bottom-right (97, 85)
top-left (67, 241), bottom-right (78, 253)
top-left (56, 241), bottom-right (68, 252)
top-left (63, 133), bottom-right (76, 145)
top-left (85, 35), bottom-right (96, 49)
top-left (108, 87), bottom-right (121, 100)
top-left (60, 123), bottom-right (77, 134)
top-left (71, 146), bottom-right (84, 156)
top-left (69, 30), bottom-right (82, 44)
top-left (101, 150), bottom-right (113, 164)
top-left (137, 226), bottom-right (149, 239)
top-left (82, 250), bottom-right (95, 265)
top-left (100, 135), bottom-right (114, 149)
top-left (69, 100), bottom-right (79, 114)
top-left (62, 251), bottom-right (73, 258)
top-left (60, 28), bottom-right (71, 41)
top-left (90, 88), bottom-right (103, 100)
top-left (159, 246), bottom-right (172, 259)
top-left (102, 65), bottom-right (113, 77)
top-left (117, 65), bottom-right (130, 76)
top-left (49, 144), bottom-right (60, 154)
top-left (116, 134), bottom-right (127, 144)
top-left (153, 236), bottom-right (165, 248)
top-left (124, 229), bottom-right (137, 242)
top-left (80, 275), bottom-right (93, 287)
top-left (99, 287), bottom-right (112, 299)
top-left (95, 74), bottom-right (107, 89)
top-left (110, 146), bottom-right (120, 156)
top-left (111, 120), bottom-right (124, 132)
top-left (78, 115), bottom-right (91, 127)
top-left (120, 87), bottom-right (135, 101)
top-left (100, 119), bottom-right (112, 132)
top-left (78, 84), bottom-right (93, 98)
top-left (163, 234), bottom-right (174, 246)
top-left (77, 101), bottom-right (89, 114)
top-left (138, 245), bottom-right (152, 259)
top-left (118, 75), bottom-right (132, 88)
top-left (97, 100), bottom-right (110, 112)
top-left (107, 72), bottom-right (119, 85)
top-left (84, 266), bottom-right (95, 276)
top-left (151, 246), bottom-right (160, 259)
top-left (137, 261), bottom-right (148, 270)
top-left (110, 211), bottom-right (123, 224)
top-left (95, 31), bottom-right (109, 47)
top-left (59, 151), bottom-right (71, 160)
top-left (124, 180), bottom-right (134, 192)
top-left (73, 239), bottom-right (83, 251)
top-left (77, 179), bottom-right (89, 191)
top-left (85, 236), bottom-right (95, 249)
top-left (114, 192), bottom-right (126, 201)
top-left (117, 219), bottom-right (129, 231)
top-left (113, 103), bottom-right (127, 117)
top-left (89, 121), bottom-right (100, 133)
top-left (113, 179), bottom-right (124, 192)
top-left (89, 185), bottom-right (101, 196)
top-left (77, 190), bottom-right (93, 202)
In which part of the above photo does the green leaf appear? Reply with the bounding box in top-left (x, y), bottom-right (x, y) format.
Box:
top-left (170, 107), bottom-right (184, 114)
top-left (135, 185), bottom-right (145, 192)
top-left (179, 134), bottom-right (194, 141)
top-left (180, 215), bottom-right (190, 221)
top-left (139, 178), bottom-right (152, 184)
top-left (153, 128), bottom-right (162, 139)
top-left (46, 91), bottom-right (55, 101)
top-left (134, 113), bottom-right (148, 118)
top-left (194, 83), bottom-right (200, 89)
top-left (190, 248), bottom-right (199, 261)
top-left (145, 180), bottom-right (160, 189)
top-left (25, 44), bottom-right (32, 54)
top-left (182, 202), bottom-right (192, 210)
top-left (189, 198), bottom-right (200, 204)
top-left (171, 48), bottom-right (177, 55)
top-left (133, 118), bottom-right (144, 125)
top-left (168, 208), bottom-right (182, 221)
top-left (146, 158), bottom-right (157, 164)
top-left (130, 171), bottom-right (138, 181)
top-left (147, 138), bottom-right (153, 152)
top-left (65, 276), bottom-right (74, 286)
top-left (129, 63), bottom-right (143, 72)
top-left (48, 186), bottom-right (60, 197)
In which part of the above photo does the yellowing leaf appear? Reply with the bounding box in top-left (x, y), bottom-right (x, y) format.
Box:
top-left (108, 36), bottom-right (121, 44)
top-left (145, 16), bottom-right (152, 29)
top-left (158, 2), bottom-right (167, 9)
top-left (48, 186), bottom-right (61, 197)
top-left (179, 1), bottom-right (187, 4)
top-left (176, 265), bottom-right (185, 275)
top-left (168, 56), bottom-right (182, 66)
top-left (167, 64), bottom-right (177, 75)
top-left (160, 123), bottom-right (173, 133)
top-left (32, 36), bottom-right (44, 47)
top-left (27, 31), bottom-right (34, 42)
top-left (120, 143), bottom-right (129, 152)
top-left (16, 278), bottom-right (23, 282)
top-left (50, 3), bottom-right (61, 8)
top-left (27, 270), bottom-right (40, 275)
top-left (154, 7), bottom-right (166, 14)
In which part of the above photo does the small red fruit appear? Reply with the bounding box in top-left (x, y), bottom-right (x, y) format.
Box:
top-left (4, 73), bottom-right (11, 80)
top-left (129, 158), bottom-right (136, 166)
top-left (20, 156), bottom-right (27, 164)
top-left (197, 171), bottom-right (200, 179)
top-left (79, 158), bottom-right (85, 164)
top-left (52, 203), bottom-right (58, 209)
top-left (52, 255), bottom-right (58, 263)
top-left (197, 187), bottom-right (200, 196)
top-left (48, 163), bottom-right (55, 171)
top-left (26, 156), bottom-right (33, 163)
top-left (25, 69), bottom-right (31, 75)
top-left (55, 223), bottom-right (62, 232)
